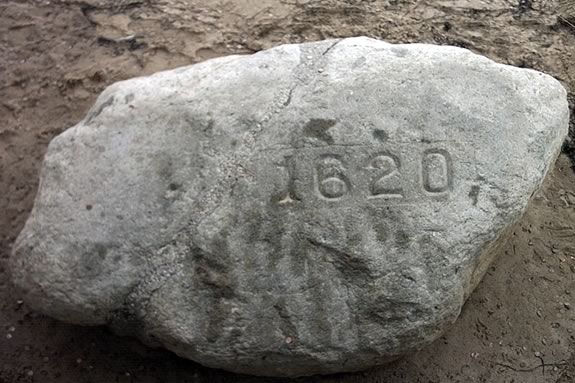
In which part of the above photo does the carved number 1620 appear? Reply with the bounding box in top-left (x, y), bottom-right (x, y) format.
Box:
top-left (278, 150), bottom-right (452, 202)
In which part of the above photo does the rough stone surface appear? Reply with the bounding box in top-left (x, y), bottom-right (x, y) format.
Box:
top-left (10, 37), bottom-right (569, 377)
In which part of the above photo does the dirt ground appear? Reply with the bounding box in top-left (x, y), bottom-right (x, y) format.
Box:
top-left (1, 0), bottom-right (575, 382)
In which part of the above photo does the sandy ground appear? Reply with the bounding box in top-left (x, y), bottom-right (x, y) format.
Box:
top-left (1, 0), bottom-right (575, 382)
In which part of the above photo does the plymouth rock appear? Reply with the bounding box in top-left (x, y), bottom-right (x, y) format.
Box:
top-left (10, 37), bottom-right (569, 377)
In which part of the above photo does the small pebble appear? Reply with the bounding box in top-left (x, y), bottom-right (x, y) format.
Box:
top-left (6, 334), bottom-right (12, 339)
top-left (535, 351), bottom-right (541, 357)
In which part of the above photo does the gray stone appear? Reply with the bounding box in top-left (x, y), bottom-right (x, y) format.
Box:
top-left (10, 37), bottom-right (569, 377)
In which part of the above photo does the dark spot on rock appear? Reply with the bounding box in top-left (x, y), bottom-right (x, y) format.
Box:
top-left (306, 237), bottom-right (372, 282)
top-left (157, 158), bottom-right (174, 182)
top-left (189, 238), bottom-right (237, 344)
top-left (86, 204), bottom-right (93, 211)
top-left (273, 297), bottom-right (299, 342)
top-left (283, 88), bottom-right (294, 107)
top-left (469, 185), bottom-right (480, 206)
top-left (86, 96), bottom-right (115, 125)
top-left (391, 47), bottom-right (408, 57)
top-left (352, 56), bottom-right (367, 68)
top-left (302, 119), bottom-right (336, 144)
top-left (202, 119), bottom-right (215, 133)
top-left (168, 182), bottom-right (180, 191)
top-left (373, 129), bottom-right (388, 142)
top-left (124, 93), bottom-right (135, 103)
top-left (396, 230), bottom-right (410, 249)
top-left (231, 139), bottom-right (238, 148)
top-left (402, 272), bottom-right (416, 283)
top-left (95, 243), bottom-right (107, 260)
top-left (78, 242), bottom-right (116, 278)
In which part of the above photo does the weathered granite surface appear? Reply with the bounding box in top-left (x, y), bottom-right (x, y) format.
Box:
top-left (10, 37), bottom-right (569, 377)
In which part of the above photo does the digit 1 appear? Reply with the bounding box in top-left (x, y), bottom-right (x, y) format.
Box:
top-left (277, 155), bottom-right (299, 204)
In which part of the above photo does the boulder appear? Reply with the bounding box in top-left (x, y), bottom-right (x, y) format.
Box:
top-left (10, 37), bottom-right (569, 377)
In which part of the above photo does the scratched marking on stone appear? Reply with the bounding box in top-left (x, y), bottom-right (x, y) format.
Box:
top-left (256, 143), bottom-right (463, 208)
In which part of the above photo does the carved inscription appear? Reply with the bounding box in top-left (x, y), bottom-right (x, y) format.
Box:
top-left (264, 146), bottom-right (455, 206)
top-left (277, 155), bottom-right (299, 204)
top-left (367, 153), bottom-right (403, 199)
top-left (422, 149), bottom-right (452, 193)
top-left (316, 155), bottom-right (350, 200)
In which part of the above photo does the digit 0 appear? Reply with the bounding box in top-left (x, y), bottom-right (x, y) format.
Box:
top-left (422, 149), bottom-right (452, 193)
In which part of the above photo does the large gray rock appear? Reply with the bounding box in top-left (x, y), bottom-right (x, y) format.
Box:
top-left (11, 37), bottom-right (568, 377)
